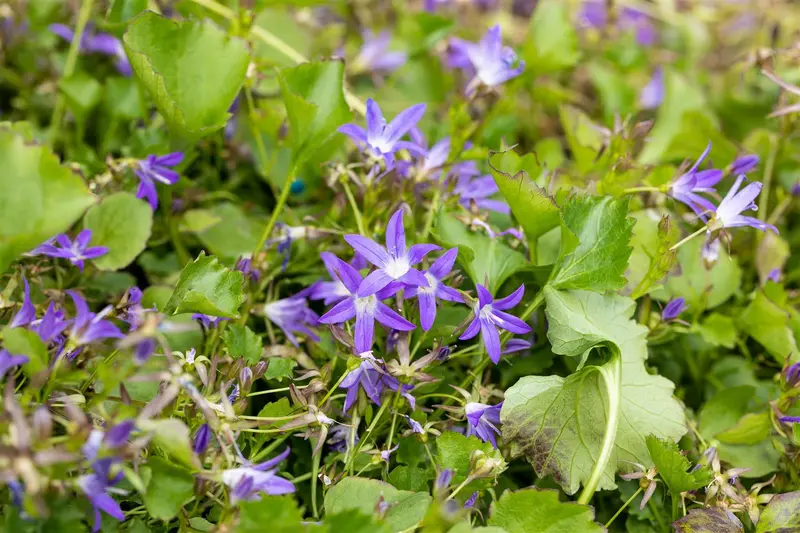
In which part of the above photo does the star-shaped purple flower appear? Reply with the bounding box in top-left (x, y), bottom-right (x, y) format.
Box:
top-left (344, 208), bottom-right (440, 297)
top-left (339, 359), bottom-right (413, 411)
top-left (66, 291), bottom-right (124, 357)
top-left (451, 25), bottom-right (525, 93)
top-left (31, 230), bottom-right (108, 271)
top-left (465, 401), bottom-right (503, 448)
top-left (310, 252), bottom-right (354, 305)
top-left (668, 143), bottom-right (724, 218)
top-left (459, 284), bottom-right (531, 364)
top-left (711, 175), bottom-right (778, 233)
top-left (353, 30), bottom-right (407, 75)
top-left (338, 98), bottom-right (426, 168)
top-left (78, 459), bottom-right (125, 533)
top-left (406, 248), bottom-right (463, 331)
top-left (318, 255), bottom-right (415, 354)
top-left (134, 152), bottom-right (184, 211)
top-left (221, 447), bottom-right (295, 504)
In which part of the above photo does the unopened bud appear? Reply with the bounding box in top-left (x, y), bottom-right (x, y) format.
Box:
top-left (239, 367), bottom-right (253, 391)
top-left (469, 450), bottom-right (504, 479)
top-left (193, 424), bottom-right (211, 455)
top-left (253, 361), bottom-right (268, 380)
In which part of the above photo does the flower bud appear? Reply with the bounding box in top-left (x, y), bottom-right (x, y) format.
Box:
top-left (253, 361), bottom-right (268, 380)
top-left (239, 367), bottom-right (253, 392)
top-left (193, 424), bottom-right (211, 455)
top-left (435, 469), bottom-right (453, 492)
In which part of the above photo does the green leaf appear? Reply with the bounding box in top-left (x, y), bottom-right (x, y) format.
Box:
top-left (106, 0), bottom-right (148, 25)
top-left (587, 61), bottom-right (636, 121)
top-left (237, 496), bottom-right (307, 533)
top-left (558, 106), bottom-right (606, 174)
top-left (488, 150), bottom-right (560, 250)
top-left (222, 324), bottom-right (263, 364)
top-left (739, 289), bottom-right (799, 362)
top-left (502, 288), bottom-right (685, 495)
top-left (698, 386), bottom-right (755, 438)
top-left (645, 436), bottom-right (712, 495)
top-left (164, 253), bottom-right (245, 318)
top-left (757, 491), bottom-right (800, 533)
top-left (324, 477), bottom-right (431, 533)
top-left (672, 508), bottom-right (744, 533)
top-left (60, 72), bottom-right (103, 120)
top-left (0, 126), bottom-right (95, 273)
top-left (716, 412), bottom-right (772, 445)
top-left (277, 60), bottom-right (352, 166)
top-left (325, 510), bottom-right (391, 533)
top-left (524, 0), bottom-right (580, 75)
top-left (123, 12), bottom-right (250, 139)
top-left (263, 358), bottom-right (297, 382)
top-left (436, 432), bottom-right (504, 493)
top-left (630, 214), bottom-right (678, 299)
top-left (138, 418), bottom-right (198, 469)
top-left (142, 457), bottom-right (194, 521)
top-left (83, 192), bottom-right (152, 270)
top-left (187, 203), bottom-right (265, 259)
top-left (487, 489), bottom-right (603, 533)
top-left (3, 327), bottom-right (49, 376)
top-left (696, 313), bottom-right (737, 349)
top-left (661, 111), bottom-right (737, 167)
top-left (549, 195), bottom-right (634, 293)
top-left (388, 466), bottom-right (429, 492)
top-left (432, 213), bottom-right (528, 295)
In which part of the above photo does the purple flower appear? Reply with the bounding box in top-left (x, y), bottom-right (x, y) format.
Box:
top-left (405, 415), bottom-right (424, 434)
top-left (78, 459), bottom-right (125, 532)
top-left (464, 401), bottom-right (503, 448)
top-left (338, 360), bottom-right (390, 411)
top-left (786, 363), bottom-right (800, 388)
top-left (345, 208), bottom-right (441, 296)
top-left (780, 415), bottom-right (800, 424)
top-left (134, 152), bottom-right (184, 211)
top-left (711, 175), bottom-right (778, 233)
top-left (263, 294), bottom-right (319, 347)
top-left (767, 268), bottom-right (781, 283)
top-left (318, 255), bottom-right (414, 354)
top-left (193, 424), bottom-right (211, 455)
top-left (452, 26), bottom-right (524, 92)
top-left (464, 492), bottom-right (479, 508)
top-left (0, 349), bottom-right (28, 382)
top-left (83, 420), bottom-right (135, 460)
top-left (31, 230), bottom-right (108, 271)
top-left (353, 31), bottom-right (407, 75)
top-left (454, 175), bottom-right (511, 214)
top-left (222, 447), bottom-right (295, 503)
top-left (662, 298), bottom-right (686, 321)
top-left (668, 143), bottom-right (724, 218)
top-left (729, 154), bottom-right (759, 175)
top-left (435, 469), bottom-right (453, 491)
top-left (329, 423), bottom-right (359, 452)
top-left (338, 98), bottom-right (426, 168)
top-left (639, 68), bottom-right (664, 109)
top-left (380, 445), bottom-right (399, 462)
top-left (235, 256), bottom-right (261, 283)
top-left (192, 314), bottom-right (228, 329)
top-left (310, 252), bottom-right (353, 305)
top-left (406, 248), bottom-right (463, 331)
top-left (9, 277), bottom-right (35, 329)
top-left (31, 302), bottom-right (69, 345)
top-left (66, 291), bottom-right (124, 356)
top-left (502, 338), bottom-right (532, 355)
top-left (50, 24), bottom-right (131, 76)
top-left (459, 284), bottom-right (531, 364)
top-left (580, 3), bottom-right (656, 45)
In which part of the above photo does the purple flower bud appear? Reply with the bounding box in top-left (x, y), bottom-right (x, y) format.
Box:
top-left (435, 469), bottom-right (453, 491)
top-left (405, 415), bottom-right (424, 434)
top-left (104, 420), bottom-right (135, 448)
top-left (729, 154), bottom-right (759, 175)
top-left (253, 361), bottom-right (268, 379)
top-left (780, 415), bottom-right (800, 424)
top-left (464, 491), bottom-right (479, 508)
top-left (239, 367), bottom-right (253, 391)
top-left (661, 298), bottom-right (686, 321)
top-left (786, 363), bottom-right (800, 388)
top-left (193, 424), bottom-right (211, 455)
top-left (767, 268), bottom-right (781, 283)
top-left (228, 383), bottom-right (240, 404)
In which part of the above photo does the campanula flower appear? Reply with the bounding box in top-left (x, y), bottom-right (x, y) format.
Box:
top-left (78, 459), bottom-right (126, 532)
top-left (639, 68), bottom-right (664, 109)
top-left (352, 31), bottom-right (407, 75)
top-left (83, 420), bottom-right (135, 460)
top-left (454, 175), bottom-right (511, 214)
top-left (134, 152), bottom-right (184, 211)
top-left (729, 154), bottom-right (759, 175)
top-left (50, 24), bottom-right (131, 76)
top-left (65, 290), bottom-right (123, 357)
top-left (406, 248), bottom-right (463, 330)
top-left (31, 230), bottom-right (108, 271)
top-left (221, 447), bottom-right (295, 503)
top-left (328, 423), bottom-right (359, 452)
top-left (661, 298), bottom-right (686, 320)
top-left (192, 313), bottom-right (228, 329)
top-left (402, 130), bottom-right (480, 182)
top-left (339, 360), bottom-right (393, 411)
top-left (464, 401), bottom-right (503, 448)
top-left (345, 208), bottom-right (440, 296)
top-left (668, 144), bottom-right (724, 218)
top-left (579, 2), bottom-right (656, 46)
top-left (193, 424), bottom-right (212, 455)
top-left (235, 256), bottom-right (261, 283)
top-left (338, 98), bottom-right (426, 168)
top-left (451, 25), bottom-right (525, 93)
top-left (702, 236), bottom-right (721, 268)
top-left (502, 338), bottom-right (532, 355)
top-left (459, 284), bottom-right (531, 364)
top-left (310, 252), bottom-right (354, 305)
top-left (405, 415), bottom-right (424, 434)
top-left (9, 277), bottom-right (35, 329)
top-left (0, 349), bottom-right (28, 382)
top-left (785, 363), bottom-right (800, 388)
top-left (709, 175), bottom-right (778, 233)
top-left (779, 415), bottom-right (800, 424)
top-left (464, 492), bottom-right (479, 508)
top-left (263, 293), bottom-right (320, 347)
top-left (318, 255), bottom-right (414, 354)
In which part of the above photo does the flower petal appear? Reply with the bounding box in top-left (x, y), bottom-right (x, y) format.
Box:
top-left (407, 243), bottom-right (441, 265)
top-left (417, 291), bottom-right (437, 331)
top-left (493, 284), bottom-right (525, 310)
top-left (428, 248), bottom-right (458, 279)
top-left (344, 235), bottom-right (391, 267)
top-left (459, 316), bottom-right (480, 340)
top-left (358, 269), bottom-right (394, 297)
top-left (386, 103), bottom-right (426, 145)
top-left (385, 208), bottom-right (407, 257)
top-left (480, 319), bottom-right (502, 364)
top-left (375, 302), bottom-right (416, 331)
top-left (319, 297), bottom-right (356, 324)
top-left (490, 310), bottom-right (532, 335)
top-left (476, 284), bottom-right (494, 308)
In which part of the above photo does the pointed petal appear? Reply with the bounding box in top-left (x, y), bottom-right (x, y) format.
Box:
top-left (688, 142), bottom-right (713, 174)
top-left (428, 248), bottom-right (458, 279)
top-left (459, 316), bottom-right (481, 340)
top-left (332, 257), bottom-right (362, 294)
top-left (319, 298), bottom-right (356, 324)
top-left (385, 208), bottom-right (407, 256)
top-left (417, 291), bottom-right (437, 331)
top-left (397, 268), bottom-right (429, 288)
top-left (490, 310), bottom-right (532, 335)
top-left (154, 152), bottom-right (184, 166)
top-left (375, 302), bottom-right (416, 331)
top-left (344, 235), bottom-right (391, 267)
top-left (365, 98), bottom-right (385, 140)
top-left (338, 124), bottom-right (368, 144)
top-left (254, 447), bottom-right (291, 471)
top-left (481, 319), bottom-right (501, 364)
top-left (407, 244), bottom-right (441, 265)
top-left (10, 277), bottom-right (35, 328)
top-left (357, 269), bottom-right (394, 297)
top-left (493, 284), bottom-right (525, 310)
top-left (476, 284), bottom-right (494, 307)
top-left (436, 285), bottom-right (464, 303)
top-left (386, 104), bottom-right (426, 144)
top-left (354, 306), bottom-right (376, 353)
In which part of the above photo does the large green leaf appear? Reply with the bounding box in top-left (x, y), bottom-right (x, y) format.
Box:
top-left (432, 213), bottom-right (529, 295)
top-left (487, 489), bottom-right (603, 533)
top-left (277, 60), bottom-right (352, 167)
top-left (3, 327), bottom-right (49, 377)
top-left (488, 151), bottom-right (560, 252)
top-left (142, 457), bottom-right (194, 520)
top-left (672, 508), bottom-right (744, 533)
top-left (237, 496), bottom-right (308, 533)
top-left (757, 491), bottom-right (800, 533)
top-left (549, 195), bottom-right (634, 293)
top-left (83, 192), bottom-right (152, 270)
top-left (645, 436), bottom-right (712, 496)
top-left (164, 253), bottom-right (246, 318)
top-left (138, 418), bottom-right (198, 469)
top-left (0, 126), bottom-right (95, 272)
top-left (324, 477), bottom-right (431, 533)
top-left (185, 203), bottom-right (265, 259)
top-left (524, 0), bottom-right (580, 75)
top-left (501, 288), bottom-right (685, 495)
top-left (739, 288), bottom-right (799, 363)
top-left (123, 12), bottom-right (250, 139)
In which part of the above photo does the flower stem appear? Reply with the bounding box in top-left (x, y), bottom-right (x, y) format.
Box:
top-left (342, 180), bottom-right (368, 236)
top-left (48, 0), bottom-right (95, 145)
top-left (446, 475), bottom-right (474, 501)
top-left (251, 162), bottom-right (296, 258)
top-left (669, 226), bottom-right (706, 252)
top-left (577, 353), bottom-right (622, 505)
top-left (758, 130), bottom-right (780, 222)
top-left (623, 186), bottom-right (661, 194)
top-left (311, 438), bottom-right (321, 519)
top-left (421, 187), bottom-right (442, 241)
top-left (345, 401), bottom-right (389, 473)
top-left (604, 487), bottom-right (642, 528)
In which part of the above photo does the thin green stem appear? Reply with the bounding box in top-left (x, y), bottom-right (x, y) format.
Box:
top-left (758, 133), bottom-right (779, 222)
top-left (311, 438), bottom-right (321, 519)
top-left (251, 162), bottom-right (296, 258)
top-left (421, 187), bottom-right (442, 241)
top-left (604, 487), bottom-right (642, 528)
top-left (445, 475), bottom-right (474, 501)
top-left (669, 226), bottom-right (706, 252)
top-left (342, 180), bottom-right (368, 236)
top-left (623, 186), bottom-right (661, 194)
top-left (577, 353), bottom-right (622, 505)
top-left (49, 0), bottom-right (95, 145)
top-left (319, 370), bottom-right (350, 408)
top-left (243, 87), bottom-right (271, 176)
top-left (345, 402), bottom-right (389, 472)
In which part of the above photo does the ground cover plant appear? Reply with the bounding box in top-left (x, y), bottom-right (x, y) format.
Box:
top-left (1, 0), bottom-right (800, 531)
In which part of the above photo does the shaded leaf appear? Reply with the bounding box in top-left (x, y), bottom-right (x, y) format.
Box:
top-left (164, 252), bottom-right (246, 319)
top-left (83, 192), bottom-right (152, 270)
top-left (143, 457), bottom-right (194, 521)
top-left (237, 496), bottom-right (307, 533)
top-left (716, 412), bottom-right (772, 445)
top-left (264, 358), bottom-right (297, 382)
top-left (487, 488), bottom-right (603, 533)
top-left (138, 418), bottom-right (198, 469)
top-left (672, 508), bottom-right (744, 533)
top-left (524, 0), bottom-right (580, 75)
top-left (739, 289), bottom-right (798, 363)
top-left (223, 324), bottom-right (263, 364)
top-left (630, 215), bottom-right (678, 299)
top-left (437, 432), bottom-right (504, 494)
top-left (757, 491), bottom-right (800, 533)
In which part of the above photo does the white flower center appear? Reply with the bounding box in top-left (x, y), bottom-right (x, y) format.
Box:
top-left (418, 272), bottom-right (438, 294)
top-left (354, 294), bottom-right (378, 315)
top-left (384, 257), bottom-right (410, 279)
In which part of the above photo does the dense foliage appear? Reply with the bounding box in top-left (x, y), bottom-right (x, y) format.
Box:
top-left (1, 0), bottom-right (800, 532)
